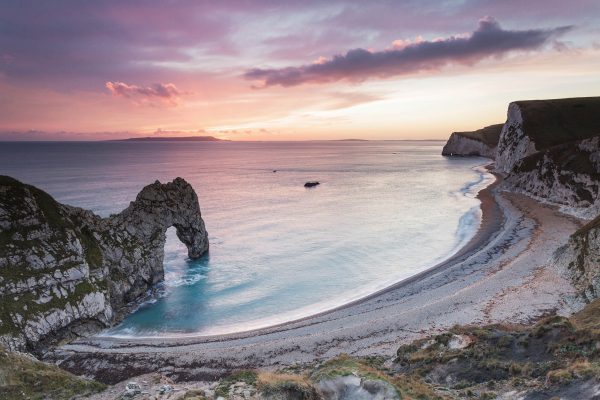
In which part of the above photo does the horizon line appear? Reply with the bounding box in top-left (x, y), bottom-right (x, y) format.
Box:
top-left (0, 138), bottom-right (449, 143)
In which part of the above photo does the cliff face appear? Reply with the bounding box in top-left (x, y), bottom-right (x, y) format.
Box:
top-left (442, 96), bottom-right (600, 303)
top-left (496, 97), bottom-right (600, 218)
top-left (494, 97), bottom-right (600, 303)
top-left (505, 137), bottom-right (600, 218)
top-left (494, 103), bottom-right (536, 173)
top-left (442, 98), bottom-right (600, 218)
top-left (496, 97), bottom-right (600, 173)
top-left (441, 124), bottom-right (502, 158)
top-left (0, 176), bottom-right (208, 352)
top-left (554, 217), bottom-right (600, 304)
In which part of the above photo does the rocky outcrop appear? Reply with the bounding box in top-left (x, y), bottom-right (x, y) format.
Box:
top-left (496, 97), bottom-right (600, 173)
top-left (494, 103), bottom-right (535, 173)
top-left (441, 124), bottom-right (503, 158)
top-left (505, 136), bottom-right (600, 218)
top-left (443, 97), bottom-right (600, 218)
top-left (441, 97), bottom-right (600, 301)
top-left (317, 375), bottom-right (399, 400)
top-left (496, 97), bottom-right (600, 218)
top-left (304, 181), bottom-right (320, 188)
top-left (0, 176), bottom-right (208, 352)
top-left (554, 216), bottom-right (600, 303)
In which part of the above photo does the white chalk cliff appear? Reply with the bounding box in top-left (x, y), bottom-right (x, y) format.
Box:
top-left (554, 217), bottom-right (600, 304)
top-left (441, 124), bottom-right (503, 159)
top-left (444, 97), bottom-right (600, 219)
top-left (496, 98), bottom-right (600, 219)
top-left (494, 103), bottom-right (537, 172)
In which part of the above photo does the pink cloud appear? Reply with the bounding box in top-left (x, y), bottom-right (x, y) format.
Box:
top-left (105, 81), bottom-right (183, 106)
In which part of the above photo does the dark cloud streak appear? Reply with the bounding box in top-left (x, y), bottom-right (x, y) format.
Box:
top-left (244, 17), bottom-right (572, 87)
top-left (105, 82), bottom-right (183, 106)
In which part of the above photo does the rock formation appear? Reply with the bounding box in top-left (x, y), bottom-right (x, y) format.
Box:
top-left (495, 97), bottom-right (600, 173)
top-left (443, 96), bottom-right (600, 303)
top-left (441, 124), bottom-right (503, 158)
top-left (443, 96), bottom-right (600, 218)
top-left (504, 136), bottom-right (600, 218)
top-left (554, 216), bottom-right (600, 304)
top-left (496, 97), bottom-right (600, 218)
top-left (0, 176), bottom-right (208, 352)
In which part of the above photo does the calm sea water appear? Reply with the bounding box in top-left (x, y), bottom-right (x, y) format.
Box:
top-left (0, 141), bottom-right (492, 337)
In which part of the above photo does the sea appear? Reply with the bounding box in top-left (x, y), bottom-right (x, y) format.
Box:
top-left (0, 140), bottom-right (493, 337)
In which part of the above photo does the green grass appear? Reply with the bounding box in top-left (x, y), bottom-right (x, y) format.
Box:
top-left (310, 354), bottom-right (386, 382)
top-left (257, 372), bottom-right (319, 400)
top-left (0, 175), bottom-right (108, 340)
top-left (453, 124), bottom-right (503, 147)
top-left (214, 370), bottom-right (257, 398)
top-left (310, 355), bottom-right (447, 400)
top-left (0, 347), bottom-right (105, 400)
top-left (515, 96), bottom-right (600, 150)
top-left (394, 302), bottom-right (600, 396)
top-left (182, 389), bottom-right (207, 399)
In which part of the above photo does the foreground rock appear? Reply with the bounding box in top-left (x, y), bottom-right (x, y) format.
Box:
top-left (0, 345), bottom-right (104, 399)
top-left (85, 356), bottom-right (435, 400)
top-left (0, 176), bottom-right (208, 352)
top-left (441, 123), bottom-right (503, 158)
top-left (81, 301), bottom-right (600, 399)
top-left (394, 300), bottom-right (600, 399)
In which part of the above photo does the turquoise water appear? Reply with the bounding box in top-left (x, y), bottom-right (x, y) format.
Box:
top-left (0, 141), bottom-right (492, 336)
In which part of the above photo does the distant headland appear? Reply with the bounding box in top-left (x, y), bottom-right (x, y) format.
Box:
top-left (113, 136), bottom-right (228, 142)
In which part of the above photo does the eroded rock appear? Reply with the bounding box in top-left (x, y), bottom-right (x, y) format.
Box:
top-left (0, 176), bottom-right (208, 352)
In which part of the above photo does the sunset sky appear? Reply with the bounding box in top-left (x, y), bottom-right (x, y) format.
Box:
top-left (1, 0), bottom-right (599, 141)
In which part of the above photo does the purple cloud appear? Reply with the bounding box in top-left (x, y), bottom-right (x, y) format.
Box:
top-left (106, 82), bottom-right (183, 106)
top-left (0, 1), bottom-right (596, 94)
top-left (244, 17), bottom-right (572, 87)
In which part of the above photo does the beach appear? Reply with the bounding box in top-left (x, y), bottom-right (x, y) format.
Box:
top-left (49, 170), bottom-right (584, 383)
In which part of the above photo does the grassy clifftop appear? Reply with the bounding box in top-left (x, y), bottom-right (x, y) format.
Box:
top-left (0, 347), bottom-right (105, 400)
top-left (452, 124), bottom-right (503, 147)
top-left (515, 96), bottom-right (600, 150)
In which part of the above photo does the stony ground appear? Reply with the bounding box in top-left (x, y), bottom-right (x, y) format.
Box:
top-left (84, 299), bottom-right (600, 400)
top-left (8, 299), bottom-right (600, 399)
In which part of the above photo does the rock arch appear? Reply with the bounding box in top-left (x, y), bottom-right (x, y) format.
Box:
top-left (0, 176), bottom-right (208, 351)
top-left (100, 177), bottom-right (209, 311)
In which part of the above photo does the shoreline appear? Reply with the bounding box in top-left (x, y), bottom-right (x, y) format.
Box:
top-left (94, 163), bottom-right (501, 343)
top-left (50, 166), bottom-right (583, 384)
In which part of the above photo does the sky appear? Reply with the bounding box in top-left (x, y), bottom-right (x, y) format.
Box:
top-left (1, 0), bottom-right (599, 141)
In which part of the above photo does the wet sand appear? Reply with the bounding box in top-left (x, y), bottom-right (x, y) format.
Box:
top-left (50, 172), bottom-right (584, 384)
